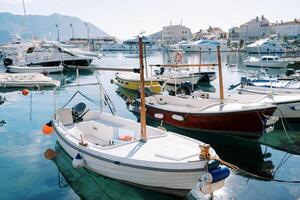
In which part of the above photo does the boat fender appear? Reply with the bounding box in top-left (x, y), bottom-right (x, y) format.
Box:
top-left (154, 113), bottom-right (164, 119)
top-left (34, 85), bottom-right (40, 91)
top-left (202, 166), bottom-right (230, 183)
top-left (21, 89), bottom-right (30, 96)
top-left (199, 179), bottom-right (225, 194)
top-left (207, 159), bottom-right (221, 171)
top-left (72, 153), bottom-right (84, 169)
top-left (171, 114), bottom-right (184, 121)
top-left (265, 126), bottom-right (274, 133)
top-left (264, 116), bottom-right (279, 126)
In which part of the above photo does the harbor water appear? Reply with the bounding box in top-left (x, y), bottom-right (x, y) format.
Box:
top-left (0, 51), bottom-right (300, 200)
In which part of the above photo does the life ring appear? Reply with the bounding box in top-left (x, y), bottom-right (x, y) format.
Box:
top-left (175, 52), bottom-right (183, 63)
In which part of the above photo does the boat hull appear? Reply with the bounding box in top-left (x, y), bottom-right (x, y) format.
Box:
top-left (144, 105), bottom-right (276, 138)
top-left (55, 129), bottom-right (205, 195)
top-left (115, 77), bottom-right (163, 93)
top-left (244, 61), bottom-right (290, 68)
top-left (26, 58), bottom-right (93, 66)
top-left (5, 65), bottom-right (63, 73)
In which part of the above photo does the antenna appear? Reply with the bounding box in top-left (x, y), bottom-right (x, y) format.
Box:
top-left (22, 0), bottom-right (27, 16)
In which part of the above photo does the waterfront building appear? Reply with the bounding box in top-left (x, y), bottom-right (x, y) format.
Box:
top-left (161, 24), bottom-right (192, 44)
top-left (239, 15), bottom-right (271, 41)
top-left (228, 27), bottom-right (240, 41)
top-left (273, 19), bottom-right (300, 39)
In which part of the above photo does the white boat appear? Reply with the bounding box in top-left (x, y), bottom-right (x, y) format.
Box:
top-left (160, 69), bottom-right (216, 85)
top-left (0, 73), bottom-right (60, 88)
top-left (239, 78), bottom-right (300, 94)
top-left (3, 40), bottom-right (93, 67)
top-left (179, 40), bottom-right (230, 52)
top-left (5, 64), bottom-right (64, 74)
top-left (244, 56), bottom-right (291, 68)
top-left (245, 37), bottom-right (286, 54)
top-left (53, 109), bottom-right (217, 196)
top-left (102, 36), bottom-right (160, 51)
top-left (193, 91), bottom-right (300, 121)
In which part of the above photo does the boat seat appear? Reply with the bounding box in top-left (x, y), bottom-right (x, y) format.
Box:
top-left (76, 120), bottom-right (116, 146)
top-left (56, 108), bottom-right (73, 125)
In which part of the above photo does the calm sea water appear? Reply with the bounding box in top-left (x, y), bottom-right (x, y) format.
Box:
top-left (0, 51), bottom-right (300, 200)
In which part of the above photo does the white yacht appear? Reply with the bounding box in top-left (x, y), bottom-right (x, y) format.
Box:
top-left (244, 55), bottom-right (292, 68)
top-left (179, 40), bottom-right (230, 52)
top-left (2, 40), bottom-right (93, 67)
top-left (245, 38), bottom-right (286, 54)
top-left (102, 36), bottom-right (161, 51)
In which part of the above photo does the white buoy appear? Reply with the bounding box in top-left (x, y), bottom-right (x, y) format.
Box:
top-left (199, 179), bottom-right (225, 194)
top-left (72, 153), bottom-right (84, 169)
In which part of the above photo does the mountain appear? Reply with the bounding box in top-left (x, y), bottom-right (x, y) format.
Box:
top-left (0, 12), bottom-right (110, 44)
top-left (148, 30), bottom-right (162, 40)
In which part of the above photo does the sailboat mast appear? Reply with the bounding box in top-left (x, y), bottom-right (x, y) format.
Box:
top-left (138, 36), bottom-right (147, 142)
top-left (217, 46), bottom-right (224, 102)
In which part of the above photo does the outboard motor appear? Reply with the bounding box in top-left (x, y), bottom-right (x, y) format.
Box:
top-left (286, 68), bottom-right (295, 77)
top-left (72, 102), bottom-right (88, 123)
top-left (180, 81), bottom-right (193, 95)
top-left (3, 58), bottom-right (13, 66)
top-left (154, 67), bottom-right (165, 76)
top-left (240, 76), bottom-right (249, 88)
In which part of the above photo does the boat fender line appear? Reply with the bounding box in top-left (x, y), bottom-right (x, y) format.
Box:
top-left (72, 153), bottom-right (84, 169)
top-left (210, 154), bottom-right (300, 184)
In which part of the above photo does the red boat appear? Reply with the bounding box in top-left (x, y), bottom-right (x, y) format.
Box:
top-left (141, 95), bottom-right (278, 138)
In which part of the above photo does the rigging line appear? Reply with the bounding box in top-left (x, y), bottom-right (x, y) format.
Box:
top-left (277, 108), bottom-right (299, 147)
top-left (273, 153), bottom-right (292, 176)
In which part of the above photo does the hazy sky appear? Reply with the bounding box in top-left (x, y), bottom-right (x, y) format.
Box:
top-left (0, 0), bottom-right (299, 39)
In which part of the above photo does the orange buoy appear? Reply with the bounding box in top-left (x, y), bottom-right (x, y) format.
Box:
top-left (21, 89), bottom-right (30, 96)
top-left (43, 121), bottom-right (54, 135)
top-left (44, 148), bottom-right (57, 160)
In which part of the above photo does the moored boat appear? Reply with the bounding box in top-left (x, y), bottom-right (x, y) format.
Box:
top-left (141, 94), bottom-right (277, 138)
top-left (0, 73), bottom-right (60, 88)
top-left (193, 91), bottom-right (300, 121)
top-left (115, 72), bottom-right (165, 94)
top-left (5, 64), bottom-right (64, 74)
top-left (244, 56), bottom-right (291, 68)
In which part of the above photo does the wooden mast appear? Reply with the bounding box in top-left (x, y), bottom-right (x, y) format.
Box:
top-left (138, 36), bottom-right (147, 142)
top-left (217, 46), bottom-right (224, 103)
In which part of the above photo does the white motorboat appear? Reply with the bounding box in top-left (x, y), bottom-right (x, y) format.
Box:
top-left (245, 37), bottom-right (286, 54)
top-left (50, 37), bottom-right (229, 197)
top-left (159, 69), bottom-right (215, 85)
top-left (5, 64), bottom-right (64, 74)
top-left (238, 77), bottom-right (300, 94)
top-left (0, 73), bottom-right (60, 88)
top-left (179, 40), bottom-right (230, 52)
top-left (193, 91), bottom-right (300, 121)
top-left (53, 109), bottom-right (218, 196)
top-left (102, 36), bottom-right (160, 51)
top-left (3, 40), bottom-right (93, 67)
top-left (244, 56), bottom-right (291, 68)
